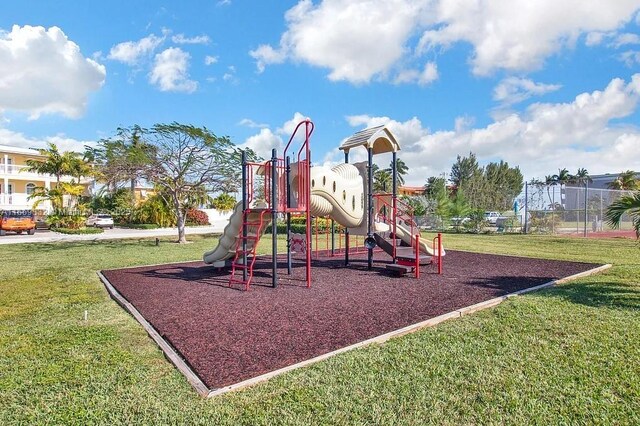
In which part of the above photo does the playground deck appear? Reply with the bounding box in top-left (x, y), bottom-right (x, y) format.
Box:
top-left (101, 251), bottom-right (600, 392)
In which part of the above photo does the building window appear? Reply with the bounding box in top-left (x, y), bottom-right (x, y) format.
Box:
top-left (26, 183), bottom-right (36, 195)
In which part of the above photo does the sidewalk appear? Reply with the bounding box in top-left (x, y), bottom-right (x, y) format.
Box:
top-left (0, 225), bottom-right (223, 245)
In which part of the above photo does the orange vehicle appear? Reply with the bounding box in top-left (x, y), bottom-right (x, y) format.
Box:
top-left (0, 210), bottom-right (36, 236)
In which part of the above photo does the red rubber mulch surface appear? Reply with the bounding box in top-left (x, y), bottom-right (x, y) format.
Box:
top-left (101, 250), bottom-right (600, 390)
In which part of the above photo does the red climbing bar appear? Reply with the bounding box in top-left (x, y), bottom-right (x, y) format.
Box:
top-left (415, 234), bottom-right (420, 279)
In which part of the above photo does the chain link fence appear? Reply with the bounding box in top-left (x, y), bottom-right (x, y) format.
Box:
top-left (519, 183), bottom-right (635, 236)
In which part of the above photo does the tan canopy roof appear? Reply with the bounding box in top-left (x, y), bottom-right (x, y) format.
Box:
top-left (339, 125), bottom-right (400, 155)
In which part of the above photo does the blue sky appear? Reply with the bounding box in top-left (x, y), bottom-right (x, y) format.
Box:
top-left (1, 0), bottom-right (640, 186)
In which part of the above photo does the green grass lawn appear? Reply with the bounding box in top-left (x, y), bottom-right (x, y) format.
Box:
top-left (1, 233), bottom-right (639, 424)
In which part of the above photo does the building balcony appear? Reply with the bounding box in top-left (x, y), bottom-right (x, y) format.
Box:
top-left (0, 164), bottom-right (47, 179)
top-left (0, 193), bottom-right (80, 211)
top-left (0, 164), bottom-right (91, 184)
top-left (1, 193), bottom-right (37, 209)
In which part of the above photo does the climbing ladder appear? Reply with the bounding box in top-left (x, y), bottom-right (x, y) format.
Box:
top-left (228, 209), bottom-right (271, 291)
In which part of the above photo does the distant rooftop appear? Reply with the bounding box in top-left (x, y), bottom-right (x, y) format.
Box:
top-left (0, 144), bottom-right (42, 156)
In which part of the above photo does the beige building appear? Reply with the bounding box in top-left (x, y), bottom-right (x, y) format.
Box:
top-left (0, 144), bottom-right (93, 211)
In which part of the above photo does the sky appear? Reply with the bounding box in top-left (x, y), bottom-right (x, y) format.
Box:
top-left (1, 0), bottom-right (640, 186)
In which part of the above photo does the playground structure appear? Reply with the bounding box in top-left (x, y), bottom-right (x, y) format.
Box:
top-left (203, 120), bottom-right (444, 290)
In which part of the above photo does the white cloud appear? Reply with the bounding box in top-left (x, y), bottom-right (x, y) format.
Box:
top-left (171, 34), bottom-right (211, 45)
top-left (342, 74), bottom-right (640, 185)
top-left (149, 47), bottom-right (198, 93)
top-left (239, 128), bottom-right (283, 160)
top-left (0, 127), bottom-right (94, 153)
top-left (418, 0), bottom-right (640, 75)
top-left (493, 77), bottom-right (562, 105)
top-left (217, 0), bottom-right (231, 5)
top-left (253, 0), bottom-right (640, 82)
top-left (585, 31), bottom-right (640, 48)
top-left (238, 118), bottom-right (268, 129)
top-left (585, 31), bottom-right (608, 46)
top-left (240, 113), bottom-right (312, 159)
top-left (108, 33), bottom-right (164, 65)
top-left (204, 55), bottom-right (218, 65)
top-left (222, 65), bottom-right (237, 83)
top-left (249, 44), bottom-right (287, 74)
top-left (394, 62), bottom-right (439, 86)
top-left (619, 50), bottom-right (640, 65)
top-left (251, 0), bottom-right (427, 83)
top-left (0, 25), bottom-right (105, 120)
top-left (277, 112), bottom-right (311, 137)
top-left (611, 32), bottom-right (640, 48)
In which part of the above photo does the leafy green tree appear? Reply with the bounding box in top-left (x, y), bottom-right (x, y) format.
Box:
top-left (451, 154), bottom-right (522, 211)
top-left (435, 190), bottom-right (452, 228)
top-left (448, 189), bottom-right (472, 232)
top-left (212, 193), bottom-right (237, 211)
top-left (605, 191), bottom-right (640, 238)
top-left (450, 152), bottom-right (481, 188)
top-left (400, 195), bottom-right (428, 217)
top-left (424, 176), bottom-right (447, 199)
top-left (139, 123), bottom-right (244, 243)
top-left (90, 126), bottom-right (156, 202)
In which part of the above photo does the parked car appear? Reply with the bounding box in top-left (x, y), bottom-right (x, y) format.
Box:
top-left (0, 210), bottom-right (36, 236)
top-left (86, 214), bottom-right (114, 229)
top-left (484, 211), bottom-right (501, 225)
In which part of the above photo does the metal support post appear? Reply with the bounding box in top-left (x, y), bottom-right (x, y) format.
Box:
top-left (344, 150), bottom-right (350, 266)
top-left (367, 147), bottom-right (373, 270)
top-left (524, 182), bottom-right (528, 235)
top-left (271, 148), bottom-right (278, 287)
top-left (286, 156), bottom-right (292, 274)
top-left (241, 150), bottom-right (248, 283)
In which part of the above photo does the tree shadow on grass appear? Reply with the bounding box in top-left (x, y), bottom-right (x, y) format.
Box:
top-left (538, 281), bottom-right (640, 311)
top-left (463, 275), bottom-right (559, 293)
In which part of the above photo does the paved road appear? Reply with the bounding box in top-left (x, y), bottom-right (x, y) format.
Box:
top-left (0, 225), bottom-right (224, 245)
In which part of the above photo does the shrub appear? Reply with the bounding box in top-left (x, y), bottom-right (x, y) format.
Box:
top-left (211, 193), bottom-right (236, 212)
top-left (53, 227), bottom-right (103, 235)
top-left (133, 195), bottom-right (176, 227)
top-left (186, 209), bottom-right (210, 226)
top-left (463, 209), bottom-right (489, 233)
top-left (118, 223), bottom-right (160, 229)
top-left (47, 214), bottom-right (86, 230)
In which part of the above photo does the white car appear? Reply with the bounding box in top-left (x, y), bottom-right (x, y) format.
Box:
top-left (484, 211), bottom-right (501, 225)
top-left (86, 214), bottom-right (114, 229)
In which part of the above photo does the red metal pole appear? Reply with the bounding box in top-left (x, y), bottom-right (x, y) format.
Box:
top-left (415, 234), bottom-right (420, 279)
top-left (305, 120), bottom-right (312, 288)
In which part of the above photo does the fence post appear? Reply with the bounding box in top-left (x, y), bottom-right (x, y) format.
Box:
top-left (583, 181), bottom-right (588, 237)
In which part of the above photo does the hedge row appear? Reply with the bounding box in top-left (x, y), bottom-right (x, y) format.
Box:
top-left (53, 227), bottom-right (104, 235)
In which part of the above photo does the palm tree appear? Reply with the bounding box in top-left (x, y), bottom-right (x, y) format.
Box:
top-left (608, 170), bottom-right (639, 191)
top-left (24, 143), bottom-right (72, 184)
top-left (605, 191), bottom-right (640, 238)
top-left (385, 158), bottom-right (409, 186)
top-left (544, 174), bottom-right (557, 208)
top-left (552, 168), bottom-right (572, 186)
top-left (373, 169), bottom-right (392, 193)
top-left (574, 168), bottom-right (591, 186)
